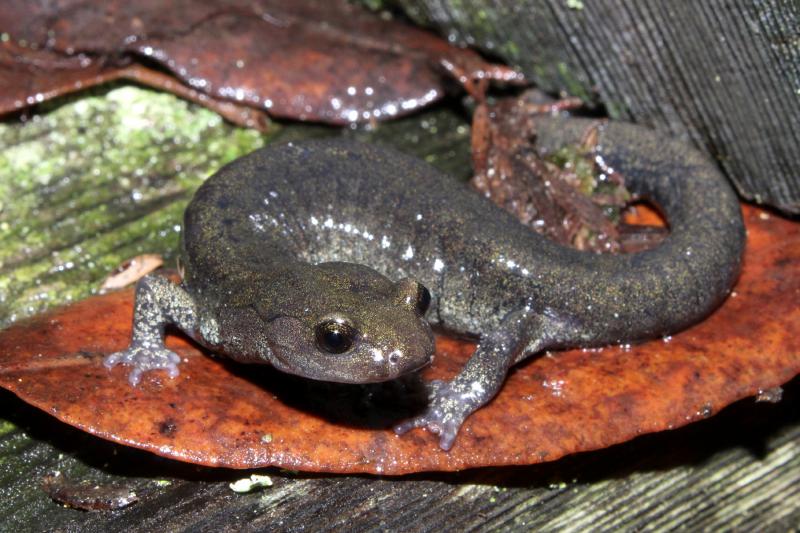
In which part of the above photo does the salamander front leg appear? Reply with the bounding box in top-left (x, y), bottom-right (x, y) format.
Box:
top-left (395, 308), bottom-right (566, 450)
top-left (104, 275), bottom-right (199, 385)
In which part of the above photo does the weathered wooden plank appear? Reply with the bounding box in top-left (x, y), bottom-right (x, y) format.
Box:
top-left (391, 0), bottom-right (800, 213)
top-left (1, 87), bottom-right (798, 532)
top-left (1, 380), bottom-right (798, 531)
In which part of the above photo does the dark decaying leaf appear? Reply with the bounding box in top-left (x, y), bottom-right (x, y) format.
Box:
top-left (470, 90), bottom-right (666, 253)
top-left (41, 472), bottom-right (139, 511)
top-left (100, 254), bottom-right (164, 292)
top-left (0, 44), bottom-right (271, 129)
top-left (0, 206), bottom-right (797, 474)
top-left (0, 0), bottom-right (522, 127)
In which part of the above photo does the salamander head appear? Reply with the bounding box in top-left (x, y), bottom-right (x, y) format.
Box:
top-left (258, 262), bottom-right (435, 383)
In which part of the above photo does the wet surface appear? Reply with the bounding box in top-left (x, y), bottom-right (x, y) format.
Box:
top-left (41, 472), bottom-right (139, 511)
top-left (0, 0), bottom-right (522, 128)
top-left (0, 206), bottom-right (797, 474)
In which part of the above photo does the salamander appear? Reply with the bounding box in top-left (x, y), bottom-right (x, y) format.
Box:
top-left (105, 116), bottom-right (745, 450)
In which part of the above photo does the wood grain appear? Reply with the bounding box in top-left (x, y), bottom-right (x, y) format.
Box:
top-left (395, 0), bottom-right (800, 214)
top-left (1, 86), bottom-right (797, 531)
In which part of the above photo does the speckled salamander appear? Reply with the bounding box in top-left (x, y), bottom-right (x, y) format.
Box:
top-left (105, 116), bottom-right (745, 450)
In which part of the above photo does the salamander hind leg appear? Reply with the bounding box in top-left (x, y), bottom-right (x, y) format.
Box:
top-left (395, 307), bottom-right (573, 450)
top-left (104, 275), bottom-right (199, 386)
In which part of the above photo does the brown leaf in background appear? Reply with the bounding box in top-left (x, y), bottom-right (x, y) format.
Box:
top-left (100, 254), bottom-right (164, 292)
top-left (470, 90), bottom-right (668, 253)
top-left (0, 206), bottom-right (797, 474)
top-left (0, 0), bottom-right (522, 127)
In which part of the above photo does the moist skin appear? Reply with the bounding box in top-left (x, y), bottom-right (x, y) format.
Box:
top-left (105, 116), bottom-right (745, 450)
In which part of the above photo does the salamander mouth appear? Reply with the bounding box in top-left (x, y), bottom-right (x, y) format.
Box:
top-left (387, 349), bottom-right (434, 381)
top-left (405, 358), bottom-right (432, 375)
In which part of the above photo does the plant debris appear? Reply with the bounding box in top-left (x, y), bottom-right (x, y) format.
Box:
top-left (470, 89), bottom-right (667, 253)
top-left (0, 206), bottom-right (797, 474)
top-left (100, 254), bottom-right (164, 292)
top-left (0, 0), bottom-right (523, 129)
top-left (229, 474), bottom-right (274, 493)
top-left (42, 471), bottom-right (139, 511)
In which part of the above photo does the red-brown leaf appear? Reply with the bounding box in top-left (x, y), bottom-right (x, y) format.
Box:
top-left (0, 0), bottom-right (521, 125)
top-left (0, 205), bottom-right (797, 474)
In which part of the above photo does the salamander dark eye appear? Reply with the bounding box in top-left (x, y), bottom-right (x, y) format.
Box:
top-left (315, 320), bottom-right (356, 354)
top-left (417, 285), bottom-right (431, 315)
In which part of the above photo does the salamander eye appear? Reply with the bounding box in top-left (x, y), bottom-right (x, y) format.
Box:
top-left (417, 285), bottom-right (431, 315)
top-left (315, 320), bottom-right (356, 354)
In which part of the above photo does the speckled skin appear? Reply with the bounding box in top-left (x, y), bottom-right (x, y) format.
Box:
top-left (105, 116), bottom-right (745, 450)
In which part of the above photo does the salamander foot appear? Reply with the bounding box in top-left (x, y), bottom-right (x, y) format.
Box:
top-left (394, 379), bottom-right (475, 451)
top-left (104, 343), bottom-right (181, 386)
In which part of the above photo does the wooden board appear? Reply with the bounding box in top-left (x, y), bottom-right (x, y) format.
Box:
top-left (1, 86), bottom-right (797, 531)
top-left (393, 0), bottom-right (800, 214)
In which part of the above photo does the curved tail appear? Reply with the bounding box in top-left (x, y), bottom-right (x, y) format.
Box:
top-left (530, 116), bottom-right (745, 343)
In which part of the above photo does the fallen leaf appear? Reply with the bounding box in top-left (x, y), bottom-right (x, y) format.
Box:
top-left (0, 40), bottom-right (271, 130)
top-left (41, 472), bottom-right (139, 511)
top-left (470, 89), bottom-right (666, 253)
top-left (0, 206), bottom-right (797, 474)
top-left (100, 254), bottom-right (164, 292)
top-left (0, 0), bottom-right (522, 127)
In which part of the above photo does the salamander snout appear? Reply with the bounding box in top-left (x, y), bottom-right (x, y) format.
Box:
top-left (261, 263), bottom-right (436, 384)
top-left (368, 319), bottom-right (435, 380)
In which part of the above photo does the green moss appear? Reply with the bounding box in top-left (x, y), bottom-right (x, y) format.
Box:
top-left (556, 62), bottom-right (592, 102)
top-left (499, 40), bottom-right (521, 62)
top-left (604, 99), bottom-right (629, 120)
top-left (545, 143), bottom-right (630, 227)
top-left (547, 144), bottom-right (596, 195)
top-left (0, 421), bottom-right (16, 436)
top-left (359, 0), bottom-right (388, 12)
top-left (0, 86), bottom-right (266, 326)
top-left (0, 82), bottom-right (473, 329)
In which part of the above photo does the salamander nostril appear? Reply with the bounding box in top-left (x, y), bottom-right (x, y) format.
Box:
top-left (388, 351), bottom-right (400, 364)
